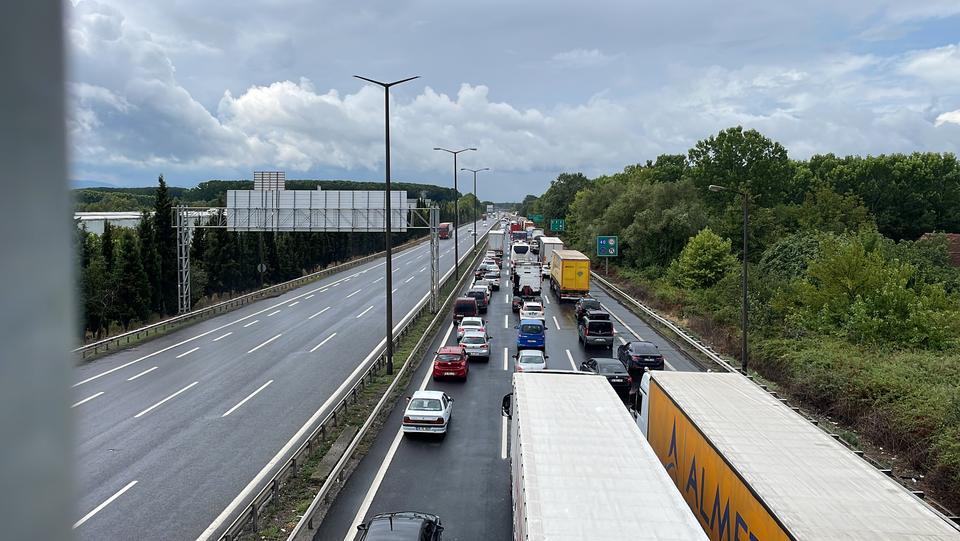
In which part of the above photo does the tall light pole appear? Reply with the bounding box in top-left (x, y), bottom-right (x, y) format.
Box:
top-left (433, 146), bottom-right (476, 280)
top-left (355, 74), bottom-right (419, 375)
top-left (709, 184), bottom-right (749, 375)
top-left (461, 167), bottom-right (489, 249)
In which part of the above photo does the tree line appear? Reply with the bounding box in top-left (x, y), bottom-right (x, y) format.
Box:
top-left (76, 176), bottom-right (438, 339)
top-left (527, 126), bottom-right (960, 510)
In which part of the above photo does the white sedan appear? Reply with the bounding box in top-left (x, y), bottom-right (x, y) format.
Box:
top-left (515, 349), bottom-right (548, 372)
top-left (520, 301), bottom-right (544, 320)
top-left (457, 316), bottom-right (486, 340)
top-left (402, 390), bottom-right (453, 436)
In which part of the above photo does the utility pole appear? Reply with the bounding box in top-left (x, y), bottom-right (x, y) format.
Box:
top-left (460, 167), bottom-right (489, 249)
top-left (434, 147), bottom-right (476, 280)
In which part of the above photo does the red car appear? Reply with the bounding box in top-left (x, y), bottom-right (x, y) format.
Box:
top-left (432, 346), bottom-right (469, 381)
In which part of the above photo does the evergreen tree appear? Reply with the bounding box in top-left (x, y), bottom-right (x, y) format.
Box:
top-left (154, 175), bottom-right (178, 314)
top-left (101, 221), bottom-right (116, 274)
top-left (115, 231), bottom-right (150, 329)
top-left (137, 211), bottom-right (162, 313)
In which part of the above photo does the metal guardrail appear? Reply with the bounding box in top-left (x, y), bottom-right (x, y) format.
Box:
top-left (591, 271), bottom-right (740, 373)
top-left (73, 235), bottom-right (429, 361)
top-left (216, 233), bottom-right (489, 541)
top-left (591, 270), bottom-right (960, 526)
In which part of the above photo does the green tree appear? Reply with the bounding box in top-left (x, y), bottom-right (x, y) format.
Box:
top-left (517, 194), bottom-right (539, 216)
top-left (668, 228), bottom-right (736, 289)
top-left (115, 231), bottom-right (150, 329)
top-left (154, 174), bottom-right (177, 314)
top-left (137, 211), bottom-right (161, 312)
top-left (797, 185), bottom-right (874, 234)
top-left (535, 172), bottom-right (591, 221)
top-left (101, 221), bottom-right (116, 274)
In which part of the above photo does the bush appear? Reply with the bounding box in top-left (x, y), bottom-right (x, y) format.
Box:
top-left (668, 227), bottom-right (736, 289)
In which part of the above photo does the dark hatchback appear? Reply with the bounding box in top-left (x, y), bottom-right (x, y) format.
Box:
top-left (579, 357), bottom-right (632, 401)
top-left (465, 289), bottom-right (488, 313)
top-left (357, 511), bottom-right (443, 540)
top-left (575, 296), bottom-right (602, 322)
top-left (452, 297), bottom-right (478, 323)
top-left (617, 341), bottom-right (665, 372)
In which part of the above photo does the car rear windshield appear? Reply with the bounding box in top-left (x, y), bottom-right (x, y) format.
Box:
top-left (462, 336), bottom-right (485, 344)
top-left (409, 398), bottom-right (442, 411)
top-left (598, 363), bottom-right (626, 375)
top-left (588, 321), bottom-right (613, 333)
top-left (454, 302), bottom-right (476, 314)
top-left (520, 323), bottom-right (543, 334)
top-left (581, 299), bottom-right (600, 309)
top-left (484, 273), bottom-right (499, 279)
top-left (437, 354), bottom-right (462, 362)
top-left (518, 355), bottom-right (542, 364)
top-left (461, 320), bottom-right (481, 327)
top-left (630, 342), bottom-right (659, 355)
top-left (524, 304), bottom-right (543, 311)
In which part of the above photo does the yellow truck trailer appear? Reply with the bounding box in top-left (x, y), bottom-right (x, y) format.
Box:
top-left (549, 249), bottom-right (590, 301)
top-left (638, 371), bottom-right (960, 541)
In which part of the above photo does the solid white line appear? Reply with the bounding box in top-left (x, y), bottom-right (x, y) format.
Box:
top-left (309, 307), bottom-right (330, 319)
top-left (346, 289), bottom-right (362, 298)
top-left (404, 276), bottom-right (414, 284)
top-left (71, 392), bottom-right (104, 408)
top-left (344, 324), bottom-right (454, 540)
top-left (356, 306), bottom-right (374, 319)
top-left (543, 294), bottom-right (551, 305)
top-left (501, 416), bottom-right (508, 460)
top-left (565, 349), bottom-right (577, 370)
top-left (267, 309), bottom-right (281, 317)
top-left (372, 277), bottom-right (383, 284)
top-left (310, 333), bottom-right (337, 353)
top-left (552, 315), bottom-right (561, 330)
top-left (288, 301), bottom-right (300, 307)
top-left (221, 380), bottom-right (274, 418)
top-left (504, 314), bottom-right (509, 329)
top-left (212, 332), bottom-right (232, 342)
top-left (503, 347), bottom-right (509, 371)
top-left (243, 320), bottom-right (259, 328)
top-left (305, 294), bottom-right (315, 300)
top-left (127, 366), bottom-right (158, 381)
top-left (73, 480), bottom-right (137, 529)
top-left (134, 381), bottom-right (198, 418)
top-left (176, 347), bottom-right (199, 359)
top-left (248, 334), bottom-right (282, 353)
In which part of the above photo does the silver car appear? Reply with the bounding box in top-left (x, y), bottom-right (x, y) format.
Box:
top-left (459, 330), bottom-right (491, 359)
top-left (514, 349), bottom-right (547, 372)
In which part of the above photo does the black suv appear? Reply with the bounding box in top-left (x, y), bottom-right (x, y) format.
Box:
top-left (617, 341), bottom-right (665, 373)
top-left (575, 297), bottom-right (602, 322)
top-left (577, 311), bottom-right (614, 349)
top-left (357, 511), bottom-right (443, 540)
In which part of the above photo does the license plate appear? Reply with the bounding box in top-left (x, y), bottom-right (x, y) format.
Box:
top-left (610, 378), bottom-right (624, 383)
top-left (416, 427), bottom-right (432, 432)
top-left (444, 372), bottom-right (455, 376)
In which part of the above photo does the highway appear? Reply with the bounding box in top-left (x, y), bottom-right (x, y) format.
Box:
top-left (314, 242), bottom-right (703, 540)
top-left (71, 223), bottom-right (484, 540)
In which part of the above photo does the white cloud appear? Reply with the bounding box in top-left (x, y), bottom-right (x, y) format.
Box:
top-left (551, 49), bottom-right (616, 68)
top-left (900, 43), bottom-right (960, 85)
top-left (935, 110), bottom-right (960, 126)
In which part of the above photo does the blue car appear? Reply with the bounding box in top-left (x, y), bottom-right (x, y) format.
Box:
top-left (516, 318), bottom-right (546, 351)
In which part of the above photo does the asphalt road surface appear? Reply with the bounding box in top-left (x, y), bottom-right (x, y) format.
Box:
top-left (71, 223), bottom-right (486, 540)
top-left (315, 247), bottom-right (702, 541)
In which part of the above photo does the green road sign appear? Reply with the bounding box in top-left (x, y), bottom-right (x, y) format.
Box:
top-left (550, 218), bottom-right (565, 232)
top-left (529, 214), bottom-right (543, 223)
top-left (597, 235), bottom-right (618, 257)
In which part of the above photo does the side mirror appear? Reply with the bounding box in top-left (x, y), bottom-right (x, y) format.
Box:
top-left (405, 396), bottom-right (411, 401)
top-left (514, 325), bottom-right (519, 329)
top-left (357, 524), bottom-right (368, 532)
top-left (544, 355), bottom-right (549, 359)
top-left (501, 393), bottom-right (513, 418)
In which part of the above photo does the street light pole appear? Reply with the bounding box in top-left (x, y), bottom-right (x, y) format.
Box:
top-left (355, 74), bottom-right (419, 376)
top-left (709, 184), bottom-right (749, 375)
top-left (461, 167), bottom-right (490, 249)
top-left (434, 147), bottom-right (476, 280)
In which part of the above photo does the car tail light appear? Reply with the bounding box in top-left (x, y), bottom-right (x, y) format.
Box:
top-left (632, 355), bottom-right (641, 361)
top-left (584, 327), bottom-right (590, 336)
top-left (627, 375), bottom-right (633, 386)
top-left (516, 365), bottom-right (524, 372)
top-left (403, 416), bottom-right (413, 424)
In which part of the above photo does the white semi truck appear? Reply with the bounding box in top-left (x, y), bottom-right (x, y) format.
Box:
top-left (502, 371), bottom-right (708, 541)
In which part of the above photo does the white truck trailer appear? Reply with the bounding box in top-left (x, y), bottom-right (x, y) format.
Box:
top-left (488, 229), bottom-right (506, 255)
top-left (537, 236), bottom-right (563, 266)
top-left (502, 371), bottom-right (708, 541)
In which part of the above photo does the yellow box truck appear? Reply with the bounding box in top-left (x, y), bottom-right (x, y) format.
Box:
top-left (638, 371), bottom-right (960, 541)
top-left (549, 249), bottom-right (590, 301)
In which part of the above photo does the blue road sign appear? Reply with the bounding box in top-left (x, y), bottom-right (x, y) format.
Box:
top-left (596, 235), bottom-right (618, 257)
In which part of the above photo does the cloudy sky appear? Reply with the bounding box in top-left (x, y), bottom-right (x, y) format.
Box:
top-left (67, 0), bottom-right (960, 201)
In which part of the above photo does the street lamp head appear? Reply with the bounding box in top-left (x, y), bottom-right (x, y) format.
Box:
top-left (467, 147), bottom-right (478, 151)
top-left (708, 184), bottom-right (726, 192)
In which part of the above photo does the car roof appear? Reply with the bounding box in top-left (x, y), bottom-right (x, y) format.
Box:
top-left (517, 349), bottom-right (545, 357)
top-left (411, 390), bottom-right (446, 400)
top-left (462, 330), bottom-right (486, 338)
top-left (591, 357), bottom-right (624, 367)
top-left (461, 317), bottom-right (483, 324)
top-left (437, 346), bottom-right (464, 354)
top-left (519, 318), bottom-right (544, 325)
top-left (629, 341), bottom-right (659, 353)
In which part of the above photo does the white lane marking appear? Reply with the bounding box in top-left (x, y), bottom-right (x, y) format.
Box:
top-left (405, 259), bottom-right (414, 265)
top-left (503, 347), bottom-right (509, 371)
top-left (356, 306), bottom-right (374, 319)
top-left (267, 309), bottom-right (282, 317)
top-left (344, 323), bottom-right (455, 540)
top-left (373, 277), bottom-right (383, 284)
top-left (176, 347), bottom-right (199, 359)
top-left (309, 307), bottom-right (330, 320)
top-left (72, 266), bottom-right (369, 388)
top-left (392, 288), bottom-right (398, 294)
top-left (543, 294), bottom-right (551, 305)
top-left (212, 332), bottom-right (232, 342)
top-left (221, 380), bottom-right (274, 418)
top-left (346, 289), bottom-right (362, 298)
top-left (288, 301), bottom-right (300, 307)
top-left (71, 392), bottom-right (104, 408)
top-left (565, 349), bottom-right (577, 370)
top-left (248, 334), bottom-right (282, 354)
top-left (501, 415), bottom-right (508, 460)
top-left (127, 366), bottom-right (158, 381)
top-left (243, 320), bottom-right (259, 328)
top-left (552, 316), bottom-right (561, 330)
top-left (419, 266), bottom-right (426, 273)
top-left (310, 333), bottom-right (338, 353)
top-left (305, 294), bottom-right (315, 300)
top-left (600, 302), bottom-right (676, 370)
top-left (403, 276), bottom-right (415, 284)
top-left (73, 480), bottom-right (137, 529)
top-left (618, 336), bottom-right (628, 345)
top-left (504, 314), bottom-right (509, 329)
top-left (134, 381), bottom-right (198, 418)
